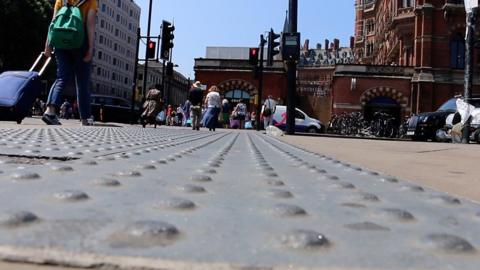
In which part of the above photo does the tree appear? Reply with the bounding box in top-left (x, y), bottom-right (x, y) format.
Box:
top-left (0, 0), bottom-right (53, 72)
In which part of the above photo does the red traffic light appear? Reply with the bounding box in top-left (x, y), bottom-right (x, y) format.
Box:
top-left (146, 41), bottom-right (156, 59)
top-left (249, 48), bottom-right (259, 66)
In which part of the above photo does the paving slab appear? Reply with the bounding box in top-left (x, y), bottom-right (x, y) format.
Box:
top-left (0, 121), bottom-right (479, 270)
top-left (280, 135), bottom-right (480, 203)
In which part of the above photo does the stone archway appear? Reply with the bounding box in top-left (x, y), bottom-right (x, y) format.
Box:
top-left (360, 86), bottom-right (408, 123)
top-left (360, 86), bottom-right (408, 108)
top-left (217, 79), bottom-right (258, 97)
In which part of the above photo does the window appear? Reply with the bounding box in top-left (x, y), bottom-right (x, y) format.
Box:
top-left (113, 58), bottom-right (117, 65)
top-left (117, 0), bottom-right (122, 8)
top-left (97, 67), bottom-right (101, 75)
top-left (295, 109), bottom-right (305, 120)
top-left (100, 20), bottom-right (104, 28)
top-left (116, 14), bottom-right (120, 22)
top-left (101, 4), bottom-right (106, 12)
top-left (98, 51), bottom-right (102, 59)
top-left (450, 34), bottom-right (465, 69)
top-left (365, 20), bottom-right (375, 33)
top-left (402, 0), bottom-right (415, 8)
top-left (366, 43), bottom-right (374, 56)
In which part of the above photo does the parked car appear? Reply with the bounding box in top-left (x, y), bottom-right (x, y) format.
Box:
top-left (406, 97), bottom-right (480, 141)
top-left (90, 95), bottom-right (139, 124)
top-left (267, 105), bottom-right (325, 133)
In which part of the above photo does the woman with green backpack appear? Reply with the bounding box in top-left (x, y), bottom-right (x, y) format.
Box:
top-left (42, 0), bottom-right (97, 126)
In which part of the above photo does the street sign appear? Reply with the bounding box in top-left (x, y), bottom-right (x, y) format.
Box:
top-left (282, 32), bottom-right (301, 61)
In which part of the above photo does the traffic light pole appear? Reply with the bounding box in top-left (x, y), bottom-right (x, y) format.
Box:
top-left (142, 0), bottom-right (153, 100)
top-left (162, 59), bottom-right (166, 103)
top-left (130, 27), bottom-right (141, 124)
top-left (257, 35), bottom-right (266, 131)
top-left (286, 0), bottom-right (298, 135)
top-left (462, 8), bottom-right (477, 143)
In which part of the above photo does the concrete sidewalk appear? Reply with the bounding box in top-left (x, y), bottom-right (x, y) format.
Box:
top-left (281, 135), bottom-right (480, 203)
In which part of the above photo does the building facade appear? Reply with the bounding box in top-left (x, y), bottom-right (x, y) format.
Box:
top-left (136, 62), bottom-right (190, 107)
top-left (297, 39), bottom-right (355, 123)
top-left (91, 0), bottom-right (141, 101)
top-left (195, 47), bottom-right (287, 113)
top-left (346, 0), bottom-right (478, 119)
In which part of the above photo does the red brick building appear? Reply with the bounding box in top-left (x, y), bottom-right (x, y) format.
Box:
top-left (333, 0), bottom-right (479, 122)
top-left (194, 48), bottom-right (287, 112)
top-left (297, 39), bottom-right (355, 123)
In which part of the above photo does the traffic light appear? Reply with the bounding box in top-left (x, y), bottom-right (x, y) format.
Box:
top-left (166, 62), bottom-right (174, 77)
top-left (146, 40), bottom-right (156, 59)
top-left (161, 20), bottom-right (175, 60)
top-left (249, 47), bottom-right (259, 66)
top-left (267, 28), bottom-right (281, 66)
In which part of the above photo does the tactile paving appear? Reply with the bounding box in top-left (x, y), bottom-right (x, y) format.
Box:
top-left (0, 126), bottom-right (479, 270)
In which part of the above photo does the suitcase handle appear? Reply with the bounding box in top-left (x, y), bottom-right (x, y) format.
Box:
top-left (29, 52), bottom-right (52, 77)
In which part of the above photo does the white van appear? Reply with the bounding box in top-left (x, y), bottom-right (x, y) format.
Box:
top-left (264, 105), bottom-right (325, 133)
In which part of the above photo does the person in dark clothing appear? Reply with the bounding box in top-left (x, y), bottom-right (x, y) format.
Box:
top-left (189, 81), bottom-right (204, 130)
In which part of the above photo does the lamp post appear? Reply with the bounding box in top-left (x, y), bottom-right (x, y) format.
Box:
top-left (462, 0), bottom-right (478, 143)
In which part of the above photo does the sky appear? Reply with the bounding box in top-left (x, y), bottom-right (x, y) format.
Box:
top-left (134, 0), bottom-right (355, 79)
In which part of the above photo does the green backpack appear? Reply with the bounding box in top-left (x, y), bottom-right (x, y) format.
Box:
top-left (47, 0), bottom-right (86, 50)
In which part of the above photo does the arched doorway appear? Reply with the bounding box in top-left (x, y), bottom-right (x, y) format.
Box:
top-left (217, 79), bottom-right (258, 111)
top-left (360, 87), bottom-right (408, 124)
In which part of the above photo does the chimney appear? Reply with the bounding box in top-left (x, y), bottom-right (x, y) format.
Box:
top-left (350, 36), bottom-right (355, 49)
top-left (325, 39), bottom-right (329, 51)
top-left (333, 39), bottom-right (340, 50)
top-left (316, 43), bottom-right (322, 50)
top-left (330, 42), bottom-right (334, 50)
top-left (303, 39), bottom-right (310, 51)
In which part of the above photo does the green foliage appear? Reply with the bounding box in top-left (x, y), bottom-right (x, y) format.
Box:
top-left (0, 0), bottom-right (53, 72)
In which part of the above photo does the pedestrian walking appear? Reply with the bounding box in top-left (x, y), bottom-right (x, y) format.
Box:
top-left (183, 99), bottom-right (191, 126)
top-left (203, 86), bottom-right (221, 131)
top-left (59, 99), bottom-right (71, 119)
top-left (42, 0), bottom-right (98, 126)
top-left (166, 104), bottom-right (173, 126)
top-left (189, 81), bottom-right (204, 131)
top-left (156, 110), bottom-right (166, 125)
top-left (251, 110), bottom-right (257, 129)
top-left (32, 98), bottom-right (43, 116)
top-left (176, 104), bottom-right (184, 126)
top-left (140, 85), bottom-right (162, 128)
top-left (233, 101), bottom-right (247, 130)
top-left (262, 95), bottom-right (277, 128)
top-left (221, 99), bottom-right (230, 128)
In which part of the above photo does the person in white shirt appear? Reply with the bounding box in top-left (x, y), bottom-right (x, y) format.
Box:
top-left (262, 95), bottom-right (277, 128)
top-left (203, 86), bottom-right (221, 131)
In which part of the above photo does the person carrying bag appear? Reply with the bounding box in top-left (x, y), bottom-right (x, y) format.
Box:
top-left (263, 95), bottom-right (277, 128)
top-left (48, 0), bottom-right (86, 50)
top-left (42, 0), bottom-right (97, 126)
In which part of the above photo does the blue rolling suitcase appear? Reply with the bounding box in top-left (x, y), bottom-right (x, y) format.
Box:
top-left (0, 53), bottom-right (51, 124)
